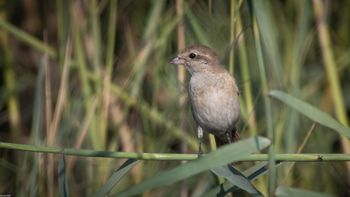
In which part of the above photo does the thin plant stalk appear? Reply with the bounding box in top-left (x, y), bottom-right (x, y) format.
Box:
top-left (252, 19), bottom-right (276, 196)
top-left (0, 18), bottom-right (56, 58)
top-left (1, 141), bottom-right (350, 162)
top-left (229, 0), bottom-right (236, 75)
top-left (237, 11), bottom-right (257, 135)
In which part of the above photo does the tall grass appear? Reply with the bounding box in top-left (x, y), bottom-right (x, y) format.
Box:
top-left (0, 1), bottom-right (350, 196)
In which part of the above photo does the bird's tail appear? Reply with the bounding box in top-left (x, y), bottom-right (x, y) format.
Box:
top-left (214, 127), bottom-right (239, 147)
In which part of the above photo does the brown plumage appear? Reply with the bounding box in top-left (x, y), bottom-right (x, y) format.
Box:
top-left (170, 45), bottom-right (240, 153)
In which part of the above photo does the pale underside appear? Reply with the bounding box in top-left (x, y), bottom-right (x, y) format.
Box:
top-left (189, 72), bottom-right (240, 136)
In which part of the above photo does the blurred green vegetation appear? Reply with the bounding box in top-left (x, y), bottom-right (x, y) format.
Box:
top-left (0, 0), bottom-right (350, 196)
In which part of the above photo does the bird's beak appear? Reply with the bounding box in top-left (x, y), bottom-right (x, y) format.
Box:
top-left (170, 56), bottom-right (185, 65)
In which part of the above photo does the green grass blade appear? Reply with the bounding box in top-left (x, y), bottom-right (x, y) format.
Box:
top-left (275, 186), bottom-right (334, 197)
top-left (252, 12), bottom-right (276, 195)
top-left (116, 137), bottom-right (270, 197)
top-left (143, 1), bottom-right (165, 40)
top-left (94, 159), bottom-right (139, 197)
top-left (0, 19), bottom-right (56, 58)
top-left (244, 162), bottom-right (279, 181)
top-left (31, 59), bottom-right (45, 144)
top-left (228, 0), bottom-right (236, 75)
top-left (105, 0), bottom-right (118, 70)
top-left (252, 0), bottom-right (283, 85)
top-left (185, 3), bottom-right (210, 46)
top-left (210, 165), bottom-right (262, 196)
top-left (90, 0), bottom-right (101, 69)
top-left (205, 162), bottom-right (283, 197)
top-left (270, 90), bottom-right (350, 138)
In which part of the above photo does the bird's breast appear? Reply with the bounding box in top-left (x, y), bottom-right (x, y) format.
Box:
top-left (189, 74), bottom-right (240, 134)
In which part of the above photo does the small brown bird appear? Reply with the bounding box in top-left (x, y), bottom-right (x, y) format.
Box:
top-left (170, 45), bottom-right (240, 155)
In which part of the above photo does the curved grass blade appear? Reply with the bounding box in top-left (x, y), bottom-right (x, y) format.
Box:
top-left (94, 159), bottom-right (139, 197)
top-left (210, 165), bottom-right (262, 196)
top-left (116, 137), bottom-right (270, 197)
top-left (270, 90), bottom-right (350, 138)
top-left (275, 186), bottom-right (334, 197)
top-left (205, 162), bottom-right (283, 197)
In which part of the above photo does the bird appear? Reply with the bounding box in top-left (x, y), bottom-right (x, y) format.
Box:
top-left (170, 44), bottom-right (240, 156)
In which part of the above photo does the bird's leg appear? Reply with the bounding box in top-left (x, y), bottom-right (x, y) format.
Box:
top-left (225, 130), bottom-right (232, 144)
top-left (197, 126), bottom-right (204, 158)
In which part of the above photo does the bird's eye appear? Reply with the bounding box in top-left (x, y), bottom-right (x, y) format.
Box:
top-left (189, 53), bottom-right (196, 59)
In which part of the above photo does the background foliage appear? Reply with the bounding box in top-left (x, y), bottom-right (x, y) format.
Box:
top-left (0, 0), bottom-right (350, 196)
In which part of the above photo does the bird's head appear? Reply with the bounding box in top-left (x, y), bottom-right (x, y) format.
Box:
top-left (170, 45), bottom-right (220, 74)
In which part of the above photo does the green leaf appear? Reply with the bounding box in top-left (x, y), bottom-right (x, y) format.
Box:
top-left (94, 159), bottom-right (139, 197)
top-left (205, 162), bottom-right (283, 197)
top-left (270, 90), bottom-right (350, 138)
top-left (252, 0), bottom-right (283, 84)
top-left (116, 137), bottom-right (270, 197)
top-left (275, 186), bottom-right (335, 197)
top-left (210, 165), bottom-right (262, 196)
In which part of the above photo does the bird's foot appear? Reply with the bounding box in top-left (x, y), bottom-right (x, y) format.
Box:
top-left (197, 144), bottom-right (203, 159)
top-left (197, 127), bottom-right (204, 159)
